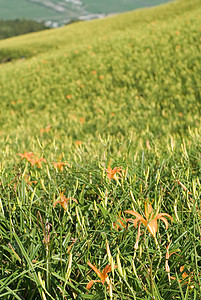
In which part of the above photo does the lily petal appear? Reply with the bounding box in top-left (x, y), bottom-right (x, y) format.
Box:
top-left (125, 210), bottom-right (147, 227)
top-left (156, 213), bottom-right (173, 222)
top-left (53, 200), bottom-right (60, 208)
top-left (159, 216), bottom-right (169, 230)
top-left (86, 280), bottom-right (101, 290)
top-left (125, 210), bottom-right (145, 221)
top-left (127, 217), bottom-right (141, 228)
top-left (145, 203), bottom-right (153, 220)
top-left (102, 265), bottom-right (111, 278)
top-left (87, 262), bottom-right (104, 281)
top-left (147, 219), bottom-right (158, 237)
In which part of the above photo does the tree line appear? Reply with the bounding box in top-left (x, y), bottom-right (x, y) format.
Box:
top-left (0, 19), bottom-right (49, 40)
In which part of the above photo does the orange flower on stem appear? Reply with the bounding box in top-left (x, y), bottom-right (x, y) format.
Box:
top-left (165, 241), bottom-right (179, 284)
top-left (30, 157), bottom-right (47, 168)
top-left (113, 212), bottom-right (128, 230)
top-left (125, 202), bottom-right (173, 238)
top-left (86, 262), bottom-right (116, 290)
top-left (75, 140), bottom-right (82, 146)
top-left (17, 152), bottom-right (34, 162)
top-left (170, 266), bottom-right (196, 289)
top-left (106, 162), bottom-right (123, 182)
top-left (53, 190), bottom-right (78, 210)
top-left (52, 161), bottom-right (69, 172)
top-left (40, 124), bottom-right (52, 133)
top-left (17, 152), bottom-right (46, 168)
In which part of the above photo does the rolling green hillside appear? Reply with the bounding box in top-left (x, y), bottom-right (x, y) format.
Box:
top-left (0, 0), bottom-right (200, 149)
top-left (0, 0), bottom-right (201, 298)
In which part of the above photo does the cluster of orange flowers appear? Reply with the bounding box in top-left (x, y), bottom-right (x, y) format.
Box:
top-left (16, 155), bottom-right (188, 290)
top-left (17, 152), bottom-right (70, 172)
top-left (52, 161), bottom-right (70, 172)
top-left (17, 152), bottom-right (46, 168)
top-left (40, 124), bottom-right (52, 134)
top-left (53, 190), bottom-right (78, 210)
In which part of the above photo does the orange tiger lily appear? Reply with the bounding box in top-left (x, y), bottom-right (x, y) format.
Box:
top-left (106, 162), bottom-right (123, 181)
top-left (53, 190), bottom-right (78, 210)
top-left (52, 161), bottom-right (70, 172)
top-left (113, 212), bottom-right (128, 230)
top-left (86, 262), bottom-right (116, 290)
top-left (30, 157), bottom-right (47, 168)
top-left (125, 203), bottom-right (173, 238)
top-left (17, 152), bottom-right (34, 162)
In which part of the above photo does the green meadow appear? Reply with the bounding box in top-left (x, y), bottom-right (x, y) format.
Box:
top-left (0, 0), bottom-right (201, 298)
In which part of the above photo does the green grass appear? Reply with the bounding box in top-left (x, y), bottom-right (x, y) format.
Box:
top-left (0, 0), bottom-right (201, 298)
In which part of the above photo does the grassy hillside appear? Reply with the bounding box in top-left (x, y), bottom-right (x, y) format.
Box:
top-left (0, 0), bottom-right (201, 298)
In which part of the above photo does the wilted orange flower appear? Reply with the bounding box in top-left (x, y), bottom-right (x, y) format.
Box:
top-left (53, 190), bottom-right (78, 210)
top-left (92, 70), bottom-right (97, 75)
top-left (106, 162), bottom-right (123, 181)
top-left (125, 203), bottom-right (173, 238)
top-left (99, 75), bottom-right (104, 80)
top-left (165, 241), bottom-right (180, 283)
top-left (17, 152), bottom-right (34, 162)
top-left (66, 95), bottom-right (72, 99)
top-left (86, 262), bottom-right (116, 290)
top-left (170, 266), bottom-right (196, 289)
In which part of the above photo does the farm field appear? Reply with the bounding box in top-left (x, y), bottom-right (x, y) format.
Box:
top-left (0, 0), bottom-right (201, 298)
top-left (0, 0), bottom-right (173, 25)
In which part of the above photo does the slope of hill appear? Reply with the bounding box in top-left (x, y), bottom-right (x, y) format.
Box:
top-left (0, 0), bottom-right (200, 156)
top-left (0, 0), bottom-right (201, 298)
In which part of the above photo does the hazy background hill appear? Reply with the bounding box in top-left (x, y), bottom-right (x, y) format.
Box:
top-left (1, 0), bottom-right (173, 26)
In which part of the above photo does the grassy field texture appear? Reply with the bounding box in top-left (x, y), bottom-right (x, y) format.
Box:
top-left (0, 0), bottom-right (201, 298)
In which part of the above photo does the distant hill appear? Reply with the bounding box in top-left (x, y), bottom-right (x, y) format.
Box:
top-left (0, 19), bottom-right (49, 40)
top-left (0, 0), bottom-right (173, 26)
